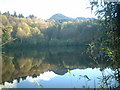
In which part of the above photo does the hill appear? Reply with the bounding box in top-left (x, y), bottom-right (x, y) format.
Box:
top-left (49, 13), bottom-right (94, 22)
top-left (49, 13), bottom-right (74, 22)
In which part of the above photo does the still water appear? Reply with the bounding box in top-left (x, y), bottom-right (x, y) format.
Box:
top-left (1, 47), bottom-right (119, 88)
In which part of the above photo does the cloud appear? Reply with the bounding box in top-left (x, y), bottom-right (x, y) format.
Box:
top-left (1, 80), bottom-right (17, 88)
top-left (26, 71), bottom-right (58, 82)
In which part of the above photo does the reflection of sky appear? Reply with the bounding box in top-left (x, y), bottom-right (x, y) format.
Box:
top-left (1, 68), bottom-right (118, 88)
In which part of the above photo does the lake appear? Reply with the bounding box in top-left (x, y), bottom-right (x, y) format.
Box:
top-left (1, 47), bottom-right (119, 88)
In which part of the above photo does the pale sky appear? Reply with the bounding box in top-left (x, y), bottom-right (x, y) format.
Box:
top-left (0, 0), bottom-right (96, 19)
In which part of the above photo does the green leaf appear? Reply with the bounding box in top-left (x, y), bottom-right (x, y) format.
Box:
top-left (34, 80), bottom-right (44, 88)
top-left (68, 69), bottom-right (71, 74)
top-left (107, 51), bottom-right (112, 55)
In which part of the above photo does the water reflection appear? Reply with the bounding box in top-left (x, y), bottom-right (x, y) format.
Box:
top-left (2, 47), bottom-right (119, 88)
top-left (2, 68), bottom-right (118, 88)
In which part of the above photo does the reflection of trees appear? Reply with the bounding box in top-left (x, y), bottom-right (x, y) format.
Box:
top-left (2, 47), bottom-right (112, 83)
top-left (2, 56), bottom-right (56, 83)
top-left (2, 56), bottom-right (15, 83)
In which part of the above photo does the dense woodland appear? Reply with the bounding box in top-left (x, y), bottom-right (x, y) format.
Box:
top-left (1, 11), bottom-right (104, 48)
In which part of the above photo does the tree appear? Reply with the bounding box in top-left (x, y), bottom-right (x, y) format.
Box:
top-left (28, 14), bottom-right (36, 18)
top-left (16, 27), bottom-right (26, 43)
top-left (89, 1), bottom-right (120, 88)
top-left (1, 15), bottom-right (9, 26)
top-left (13, 11), bottom-right (17, 17)
top-left (18, 14), bottom-right (24, 18)
top-left (3, 11), bottom-right (10, 16)
top-left (89, 0), bottom-right (120, 63)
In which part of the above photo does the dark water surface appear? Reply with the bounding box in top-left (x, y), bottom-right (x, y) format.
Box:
top-left (1, 47), bottom-right (119, 88)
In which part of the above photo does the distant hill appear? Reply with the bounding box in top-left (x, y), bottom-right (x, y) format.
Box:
top-left (76, 17), bottom-right (94, 20)
top-left (49, 13), bottom-right (95, 22)
top-left (49, 13), bottom-right (74, 22)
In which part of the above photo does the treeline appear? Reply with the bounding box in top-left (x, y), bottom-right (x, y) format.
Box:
top-left (1, 11), bottom-right (36, 18)
top-left (1, 11), bottom-right (104, 48)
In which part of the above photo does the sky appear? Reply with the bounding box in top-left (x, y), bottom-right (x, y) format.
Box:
top-left (0, 0), bottom-right (96, 19)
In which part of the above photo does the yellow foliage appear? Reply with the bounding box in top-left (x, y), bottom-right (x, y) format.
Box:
top-left (16, 27), bottom-right (26, 37)
top-left (1, 15), bottom-right (10, 26)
